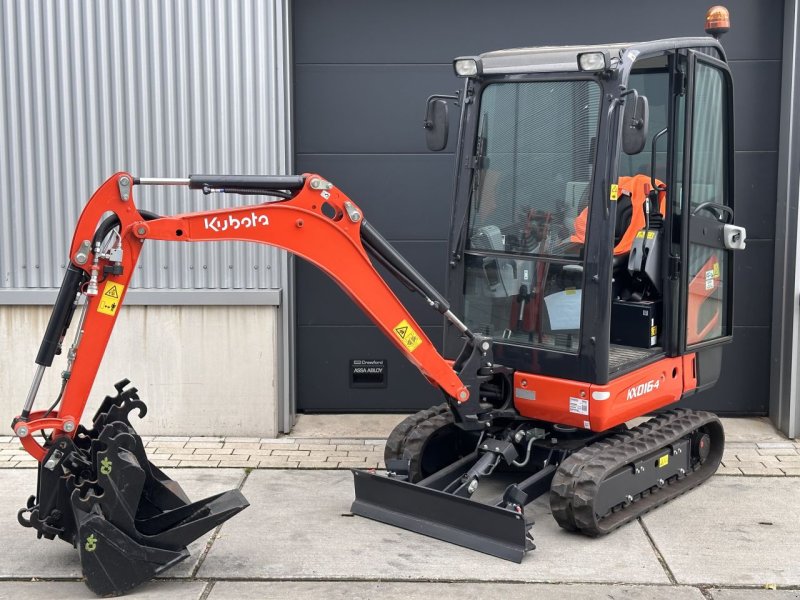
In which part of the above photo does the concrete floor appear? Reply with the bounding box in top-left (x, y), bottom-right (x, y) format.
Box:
top-left (0, 416), bottom-right (796, 598)
top-left (1, 466), bottom-right (799, 599)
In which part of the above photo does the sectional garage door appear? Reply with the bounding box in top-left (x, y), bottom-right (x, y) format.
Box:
top-left (292, 0), bottom-right (783, 413)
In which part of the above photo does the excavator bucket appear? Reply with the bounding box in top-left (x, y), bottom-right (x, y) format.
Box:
top-left (17, 380), bottom-right (249, 597)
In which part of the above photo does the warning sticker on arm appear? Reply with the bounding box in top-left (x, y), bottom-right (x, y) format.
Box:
top-left (393, 319), bottom-right (423, 353)
top-left (97, 281), bottom-right (125, 316)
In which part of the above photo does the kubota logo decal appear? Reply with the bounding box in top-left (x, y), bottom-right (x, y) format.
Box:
top-left (627, 379), bottom-right (661, 400)
top-left (204, 212), bottom-right (269, 233)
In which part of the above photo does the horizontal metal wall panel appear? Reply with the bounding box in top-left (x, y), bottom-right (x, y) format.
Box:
top-left (0, 0), bottom-right (291, 294)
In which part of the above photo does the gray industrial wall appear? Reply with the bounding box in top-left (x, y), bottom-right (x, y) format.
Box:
top-left (292, 0), bottom-right (783, 414)
top-left (0, 0), bottom-right (293, 436)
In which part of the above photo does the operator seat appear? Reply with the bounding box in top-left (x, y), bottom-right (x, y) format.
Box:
top-left (570, 174), bottom-right (666, 257)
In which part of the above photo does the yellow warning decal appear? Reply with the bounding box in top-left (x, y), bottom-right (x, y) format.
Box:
top-left (650, 325), bottom-right (657, 336)
top-left (647, 231), bottom-right (656, 240)
top-left (636, 230), bottom-right (645, 238)
top-left (393, 319), bottom-right (422, 353)
top-left (713, 262), bottom-right (720, 277)
top-left (657, 454), bottom-right (669, 468)
top-left (610, 184), bottom-right (619, 201)
top-left (97, 281), bottom-right (125, 316)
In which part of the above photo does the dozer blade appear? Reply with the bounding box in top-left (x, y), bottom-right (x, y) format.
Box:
top-left (351, 469), bottom-right (531, 562)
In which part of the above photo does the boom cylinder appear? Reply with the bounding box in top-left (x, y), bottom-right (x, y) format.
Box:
top-left (35, 265), bottom-right (87, 368)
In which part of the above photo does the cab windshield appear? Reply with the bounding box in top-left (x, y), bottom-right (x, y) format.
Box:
top-left (463, 79), bottom-right (601, 352)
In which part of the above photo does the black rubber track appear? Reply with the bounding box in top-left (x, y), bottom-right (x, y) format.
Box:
top-left (550, 408), bottom-right (724, 536)
top-left (383, 404), bottom-right (454, 483)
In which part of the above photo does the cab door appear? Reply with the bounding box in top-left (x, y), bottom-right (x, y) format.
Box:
top-left (679, 51), bottom-right (744, 387)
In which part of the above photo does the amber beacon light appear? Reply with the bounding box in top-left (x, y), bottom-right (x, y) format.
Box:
top-left (705, 5), bottom-right (730, 39)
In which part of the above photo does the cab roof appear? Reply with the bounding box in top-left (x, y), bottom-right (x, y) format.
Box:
top-left (478, 37), bottom-right (725, 75)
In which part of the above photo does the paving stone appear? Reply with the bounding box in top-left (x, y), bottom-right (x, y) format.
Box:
top-left (0, 581), bottom-right (206, 599)
top-left (185, 442), bottom-right (224, 449)
top-left (307, 450), bottom-right (349, 458)
top-left (11, 455), bottom-right (37, 463)
top-left (223, 437), bottom-right (261, 443)
top-left (779, 467), bottom-right (800, 476)
top-left (293, 438), bottom-right (333, 445)
top-left (739, 467), bottom-right (784, 476)
top-left (715, 466), bottom-right (742, 476)
top-left (224, 442), bottom-right (261, 449)
top-left (642, 476), bottom-right (800, 585)
top-left (777, 455), bottom-right (800, 462)
top-left (329, 439), bottom-right (368, 445)
top-left (270, 450), bottom-right (310, 457)
top-left (203, 448), bottom-right (235, 455)
top-left (254, 456), bottom-right (288, 466)
top-left (336, 444), bottom-right (375, 451)
top-left (208, 582), bottom-right (705, 600)
top-left (0, 462), bottom-right (19, 468)
top-left (733, 461), bottom-right (771, 470)
top-left (332, 456), bottom-right (368, 463)
top-left (258, 437), bottom-right (297, 444)
top-left (217, 460), bottom-right (262, 468)
top-left (232, 448), bottom-right (275, 456)
top-left (152, 441), bottom-right (187, 448)
top-left (757, 448), bottom-right (798, 456)
top-left (350, 452), bottom-right (385, 460)
top-left (150, 458), bottom-right (181, 467)
top-left (198, 469), bottom-right (669, 583)
top-left (259, 443), bottom-right (299, 451)
top-left (724, 442), bottom-right (760, 449)
top-left (365, 439), bottom-right (388, 445)
top-left (756, 442), bottom-right (797, 449)
top-left (178, 459), bottom-right (221, 467)
top-left (158, 447), bottom-right (196, 455)
top-left (298, 444), bottom-right (340, 452)
top-left (189, 436), bottom-right (223, 442)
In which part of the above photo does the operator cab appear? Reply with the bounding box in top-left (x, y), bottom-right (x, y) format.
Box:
top-left (435, 36), bottom-right (746, 389)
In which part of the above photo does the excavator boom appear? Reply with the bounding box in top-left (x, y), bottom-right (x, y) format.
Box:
top-left (11, 172), bottom-right (481, 596)
top-left (14, 172), bottom-right (470, 461)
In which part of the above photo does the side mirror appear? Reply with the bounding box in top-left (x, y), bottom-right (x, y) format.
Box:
top-left (424, 97), bottom-right (450, 151)
top-left (622, 91), bottom-right (649, 155)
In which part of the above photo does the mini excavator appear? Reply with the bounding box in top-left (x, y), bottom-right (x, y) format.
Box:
top-left (12, 7), bottom-right (747, 597)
